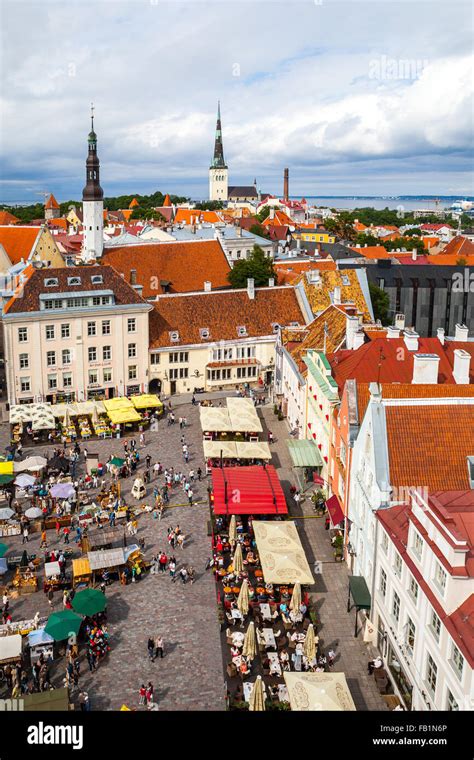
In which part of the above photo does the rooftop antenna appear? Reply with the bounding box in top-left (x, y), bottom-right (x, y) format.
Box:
top-left (90, 101), bottom-right (95, 130)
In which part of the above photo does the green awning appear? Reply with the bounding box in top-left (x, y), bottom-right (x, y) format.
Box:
top-left (348, 575), bottom-right (371, 610)
top-left (287, 440), bottom-right (323, 468)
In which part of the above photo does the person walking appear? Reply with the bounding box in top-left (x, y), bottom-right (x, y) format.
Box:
top-left (169, 556), bottom-right (176, 580)
top-left (177, 533), bottom-right (185, 550)
top-left (139, 432), bottom-right (145, 447)
top-left (145, 682), bottom-right (154, 706)
top-left (197, 467), bottom-right (202, 482)
top-left (187, 489), bottom-right (193, 506)
top-left (139, 684), bottom-right (146, 706)
top-left (179, 566), bottom-right (188, 585)
top-left (147, 636), bottom-right (155, 662)
top-left (87, 648), bottom-right (97, 672)
top-left (22, 525), bottom-right (29, 544)
top-left (159, 552), bottom-right (168, 573)
top-left (187, 566), bottom-right (195, 585)
top-left (63, 526), bottom-right (70, 544)
top-left (47, 588), bottom-right (54, 608)
top-left (155, 636), bottom-right (164, 659)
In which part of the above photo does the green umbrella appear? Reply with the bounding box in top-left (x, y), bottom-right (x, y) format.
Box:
top-left (45, 610), bottom-right (82, 642)
top-left (0, 475), bottom-right (14, 485)
top-left (72, 588), bottom-right (107, 617)
top-left (0, 543), bottom-right (8, 558)
top-left (110, 457), bottom-right (125, 467)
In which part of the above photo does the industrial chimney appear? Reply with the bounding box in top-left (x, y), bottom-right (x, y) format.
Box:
top-left (283, 168), bottom-right (289, 201)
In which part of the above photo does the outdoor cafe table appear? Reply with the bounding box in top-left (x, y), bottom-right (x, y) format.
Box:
top-left (243, 680), bottom-right (267, 703)
top-left (231, 631), bottom-right (245, 647)
top-left (278, 684), bottom-right (289, 702)
top-left (268, 652), bottom-right (282, 675)
top-left (262, 628), bottom-right (276, 649)
top-left (260, 603), bottom-right (272, 621)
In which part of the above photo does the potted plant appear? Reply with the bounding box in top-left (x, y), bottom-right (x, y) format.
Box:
top-left (333, 534), bottom-right (344, 562)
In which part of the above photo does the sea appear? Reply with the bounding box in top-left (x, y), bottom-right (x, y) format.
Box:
top-left (299, 196), bottom-right (474, 212)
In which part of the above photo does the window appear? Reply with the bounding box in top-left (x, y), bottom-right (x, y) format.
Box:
top-left (61, 323), bottom-right (70, 339)
top-left (236, 345), bottom-right (255, 359)
top-left (447, 691), bottom-right (459, 711)
top-left (426, 653), bottom-right (437, 695)
top-left (169, 352), bottom-right (189, 363)
top-left (128, 343), bottom-right (137, 359)
top-left (63, 372), bottom-right (72, 388)
top-left (44, 298), bottom-right (64, 310)
top-left (19, 353), bottom-right (29, 369)
top-left (46, 351), bottom-right (56, 367)
top-left (429, 609), bottom-right (441, 641)
top-left (212, 347), bottom-right (233, 362)
top-left (102, 320), bottom-right (111, 335)
top-left (199, 328), bottom-right (210, 340)
top-left (412, 531), bottom-right (423, 559)
top-left (103, 345), bottom-right (111, 361)
top-left (88, 370), bottom-right (98, 385)
top-left (406, 617), bottom-right (416, 654)
top-left (67, 276), bottom-right (81, 286)
top-left (237, 326), bottom-right (247, 337)
top-left (222, 368), bottom-right (231, 379)
top-left (169, 368), bottom-right (188, 380)
top-left (381, 531), bottom-right (389, 554)
top-left (48, 374), bottom-right (57, 390)
top-left (88, 347), bottom-right (97, 363)
top-left (392, 592), bottom-right (400, 623)
top-left (127, 318), bottom-right (136, 333)
top-left (103, 369), bottom-right (112, 384)
top-left (45, 277), bottom-right (58, 287)
top-left (91, 275), bottom-right (103, 285)
top-left (18, 327), bottom-right (28, 343)
top-left (45, 324), bottom-right (55, 340)
top-left (379, 568), bottom-right (387, 598)
top-left (434, 563), bottom-right (447, 594)
top-left (150, 354), bottom-right (160, 365)
top-left (394, 553), bottom-right (402, 578)
top-left (62, 349), bottom-right (71, 366)
top-left (20, 377), bottom-right (31, 392)
top-left (128, 366), bottom-right (137, 380)
top-left (87, 322), bottom-right (96, 337)
top-left (408, 575), bottom-right (419, 603)
top-left (451, 645), bottom-right (464, 680)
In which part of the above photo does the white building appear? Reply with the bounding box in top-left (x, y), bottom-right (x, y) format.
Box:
top-left (82, 110), bottom-right (104, 261)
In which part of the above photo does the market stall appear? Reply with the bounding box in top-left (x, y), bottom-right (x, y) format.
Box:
top-left (28, 628), bottom-right (54, 664)
top-left (72, 557), bottom-right (92, 589)
top-left (211, 466), bottom-right (288, 516)
top-left (87, 547), bottom-right (127, 583)
top-left (252, 520), bottom-right (314, 585)
top-left (199, 406), bottom-right (233, 436)
top-left (283, 672), bottom-right (356, 711)
top-left (130, 394), bottom-right (163, 413)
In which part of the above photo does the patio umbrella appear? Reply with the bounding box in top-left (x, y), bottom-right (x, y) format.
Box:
top-left (22, 456), bottom-right (47, 471)
top-left (233, 543), bottom-right (243, 574)
top-left (289, 582), bottom-right (302, 613)
top-left (0, 508), bottom-right (14, 520)
top-left (63, 408), bottom-right (71, 427)
top-left (110, 457), bottom-right (125, 468)
top-left (303, 624), bottom-right (316, 661)
top-left (72, 588), bottom-right (107, 617)
top-left (50, 483), bottom-right (75, 499)
top-left (15, 474), bottom-right (36, 488)
top-left (0, 543), bottom-right (8, 557)
top-left (249, 675), bottom-right (266, 712)
top-left (228, 514), bottom-right (237, 547)
top-left (91, 404), bottom-right (100, 425)
top-left (236, 579), bottom-right (250, 617)
top-left (242, 621), bottom-right (257, 661)
top-left (25, 507), bottom-right (43, 519)
top-left (44, 610), bottom-right (82, 642)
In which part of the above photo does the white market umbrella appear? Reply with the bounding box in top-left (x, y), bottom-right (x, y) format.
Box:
top-left (289, 582), bottom-right (302, 613)
top-left (25, 507), bottom-right (43, 519)
top-left (14, 474), bottom-right (36, 488)
top-left (229, 514), bottom-right (237, 547)
top-left (91, 404), bottom-right (100, 425)
top-left (236, 579), bottom-right (250, 617)
top-left (63, 408), bottom-right (71, 427)
top-left (22, 456), bottom-right (47, 471)
top-left (232, 543), bottom-right (243, 574)
top-left (0, 508), bottom-right (14, 520)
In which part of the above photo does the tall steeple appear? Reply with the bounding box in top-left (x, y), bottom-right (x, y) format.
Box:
top-left (211, 100), bottom-right (227, 169)
top-left (82, 103), bottom-right (104, 260)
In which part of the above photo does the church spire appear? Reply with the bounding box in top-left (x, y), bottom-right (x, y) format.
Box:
top-left (83, 102), bottom-right (103, 201)
top-left (211, 100), bottom-right (227, 169)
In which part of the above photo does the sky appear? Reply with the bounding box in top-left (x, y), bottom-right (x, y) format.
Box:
top-left (0, 0), bottom-right (473, 203)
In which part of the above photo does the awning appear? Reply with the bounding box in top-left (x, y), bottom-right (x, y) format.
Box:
top-left (130, 394), bottom-right (163, 410)
top-left (104, 397), bottom-right (134, 412)
top-left (326, 495), bottom-right (344, 527)
top-left (72, 558), bottom-right (91, 578)
top-left (0, 461), bottom-right (14, 475)
top-left (106, 408), bottom-right (142, 425)
top-left (348, 575), bottom-right (371, 610)
top-left (284, 672), bottom-right (356, 711)
top-left (226, 397), bottom-right (263, 433)
top-left (199, 406), bottom-right (232, 432)
top-left (287, 440), bottom-right (323, 468)
top-left (235, 441), bottom-right (271, 460)
top-left (203, 440), bottom-right (237, 459)
top-left (0, 634), bottom-right (22, 662)
top-left (211, 465), bottom-right (287, 515)
top-left (87, 547), bottom-right (126, 570)
top-left (28, 629), bottom-right (54, 647)
top-left (252, 520), bottom-right (314, 585)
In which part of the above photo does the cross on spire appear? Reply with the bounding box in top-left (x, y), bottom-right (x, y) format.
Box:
top-left (90, 102), bottom-right (95, 130)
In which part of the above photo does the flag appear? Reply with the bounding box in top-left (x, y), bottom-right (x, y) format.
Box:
top-left (363, 618), bottom-right (377, 644)
top-left (313, 473), bottom-right (325, 486)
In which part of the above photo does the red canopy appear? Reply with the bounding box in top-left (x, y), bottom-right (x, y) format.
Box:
top-left (211, 465), bottom-right (288, 515)
top-left (326, 494), bottom-right (344, 527)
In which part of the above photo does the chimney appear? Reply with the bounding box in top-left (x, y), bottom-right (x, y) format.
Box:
top-left (333, 286), bottom-right (341, 305)
top-left (395, 313), bottom-right (405, 330)
top-left (453, 349), bottom-right (471, 384)
top-left (412, 354), bottom-right (440, 384)
top-left (403, 329), bottom-right (419, 351)
top-left (345, 316), bottom-right (359, 349)
top-left (247, 278), bottom-right (255, 300)
top-left (269, 207), bottom-right (275, 221)
top-left (437, 327), bottom-right (445, 345)
top-left (296, 238), bottom-right (301, 250)
top-left (386, 326), bottom-right (400, 339)
top-left (130, 269), bottom-right (137, 286)
top-left (204, 281), bottom-right (212, 292)
top-left (454, 323), bottom-right (469, 341)
top-left (268, 277), bottom-right (275, 287)
top-left (283, 168), bottom-right (289, 201)
top-left (353, 332), bottom-right (365, 350)
top-left (412, 248), bottom-right (417, 261)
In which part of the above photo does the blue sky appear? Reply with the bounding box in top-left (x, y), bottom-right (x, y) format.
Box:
top-left (0, 0), bottom-right (473, 203)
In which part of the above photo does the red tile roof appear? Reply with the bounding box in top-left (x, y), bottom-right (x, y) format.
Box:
top-left (162, 194), bottom-right (172, 207)
top-left (149, 286), bottom-right (305, 348)
top-left (0, 210), bottom-right (20, 225)
top-left (0, 226), bottom-right (42, 265)
top-left (356, 382), bottom-right (474, 423)
top-left (275, 260), bottom-right (337, 284)
top-left (439, 236), bottom-right (474, 259)
top-left (102, 240), bottom-right (231, 298)
top-left (174, 208), bottom-right (223, 225)
top-left (45, 193), bottom-right (59, 209)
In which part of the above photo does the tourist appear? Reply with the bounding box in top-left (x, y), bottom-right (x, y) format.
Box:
top-left (187, 566), bottom-right (195, 585)
top-left (177, 533), bottom-right (185, 550)
top-left (168, 557), bottom-right (176, 580)
top-left (22, 525), bottom-right (29, 544)
top-left (155, 636), bottom-right (164, 659)
top-left (145, 682), bottom-right (154, 705)
top-left (139, 684), bottom-right (146, 705)
top-left (368, 656), bottom-right (383, 675)
top-left (179, 566), bottom-right (188, 584)
top-left (147, 636), bottom-right (155, 662)
top-left (327, 648), bottom-right (336, 666)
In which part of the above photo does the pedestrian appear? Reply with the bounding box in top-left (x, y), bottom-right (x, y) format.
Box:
top-left (325, 515), bottom-right (330, 531)
top-left (177, 533), bottom-right (185, 550)
top-left (191, 394), bottom-right (196, 405)
top-left (179, 566), bottom-right (188, 584)
top-left (47, 588), bottom-right (54, 608)
top-left (123, 440), bottom-right (129, 454)
top-left (182, 416), bottom-right (187, 428)
top-left (327, 649), bottom-right (336, 667)
top-left (184, 451), bottom-right (189, 464)
top-left (146, 454), bottom-right (152, 469)
top-left (187, 566), bottom-right (195, 585)
top-left (155, 636), bottom-right (164, 658)
top-left (22, 525), bottom-right (29, 544)
top-left (87, 649), bottom-right (97, 672)
top-left (145, 682), bottom-right (154, 705)
top-left (147, 636), bottom-right (155, 662)
top-left (179, 417), bottom-right (183, 429)
top-left (40, 529), bottom-right (47, 549)
top-left (139, 684), bottom-right (146, 705)
top-left (63, 526), bottom-right (70, 544)
top-left (55, 520), bottom-right (61, 538)
top-left (169, 557), bottom-right (176, 580)
top-left (139, 432), bottom-right (145, 447)
top-left (197, 467), bottom-right (202, 481)
top-left (188, 489), bottom-right (193, 506)
top-left (159, 551), bottom-right (167, 573)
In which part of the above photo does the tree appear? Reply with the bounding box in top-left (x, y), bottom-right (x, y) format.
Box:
top-left (130, 206), bottom-right (165, 222)
top-left (227, 245), bottom-right (278, 289)
top-left (249, 223), bottom-right (271, 240)
top-left (256, 206), bottom-right (270, 223)
top-left (369, 282), bottom-right (390, 325)
top-left (194, 200), bottom-right (224, 211)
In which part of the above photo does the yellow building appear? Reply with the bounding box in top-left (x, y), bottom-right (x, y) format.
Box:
top-left (295, 228), bottom-right (336, 244)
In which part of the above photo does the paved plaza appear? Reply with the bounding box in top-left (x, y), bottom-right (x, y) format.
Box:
top-left (0, 393), bottom-right (386, 711)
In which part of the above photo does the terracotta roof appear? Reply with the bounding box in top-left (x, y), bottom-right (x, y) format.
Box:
top-left (275, 260), bottom-right (337, 284)
top-left (385, 404), bottom-right (474, 490)
top-left (328, 337), bottom-right (464, 391)
top-left (0, 210), bottom-right (20, 225)
top-left (356, 382), bottom-right (474, 423)
top-left (421, 223), bottom-right (453, 231)
top-left (129, 198), bottom-right (139, 208)
top-left (102, 241), bottom-right (231, 298)
top-left (263, 210), bottom-right (293, 227)
top-left (299, 268), bottom-right (372, 322)
top-left (4, 264), bottom-right (146, 315)
top-left (174, 209), bottom-right (223, 225)
top-left (162, 194), bottom-right (172, 207)
top-left (119, 209), bottom-right (133, 222)
top-left (426, 252), bottom-right (474, 265)
top-left (282, 305), bottom-right (348, 372)
top-left (48, 218), bottom-right (68, 230)
top-left (149, 286), bottom-right (305, 349)
top-left (422, 236), bottom-right (440, 249)
top-left (45, 193), bottom-right (59, 209)
top-left (439, 236), bottom-right (474, 258)
top-left (0, 225), bottom-right (42, 265)
top-left (349, 245), bottom-right (393, 259)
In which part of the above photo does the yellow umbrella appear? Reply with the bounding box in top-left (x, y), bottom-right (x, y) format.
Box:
top-left (236, 579), bottom-right (249, 617)
top-left (233, 543), bottom-right (243, 574)
top-left (289, 582), bottom-right (302, 612)
top-left (229, 515), bottom-right (237, 547)
top-left (249, 675), bottom-right (266, 711)
top-left (242, 621), bottom-right (257, 661)
top-left (303, 623), bottom-right (316, 661)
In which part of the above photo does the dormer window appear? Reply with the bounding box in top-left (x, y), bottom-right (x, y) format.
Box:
top-left (237, 325), bottom-right (247, 337)
top-left (289, 321), bottom-right (300, 327)
top-left (169, 331), bottom-right (180, 343)
top-left (342, 275), bottom-right (350, 286)
top-left (67, 276), bottom-right (81, 286)
top-left (271, 323), bottom-right (280, 333)
top-left (44, 278), bottom-right (58, 287)
top-left (200, 328), bottom-right (210, 340)
top-left (91, 275), bottom-right (103, 285)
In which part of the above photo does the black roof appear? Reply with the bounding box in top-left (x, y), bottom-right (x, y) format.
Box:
top-left (339, 260), bottom-right (471, 287)
top-left (228, 186), bottom-right (258, 198)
